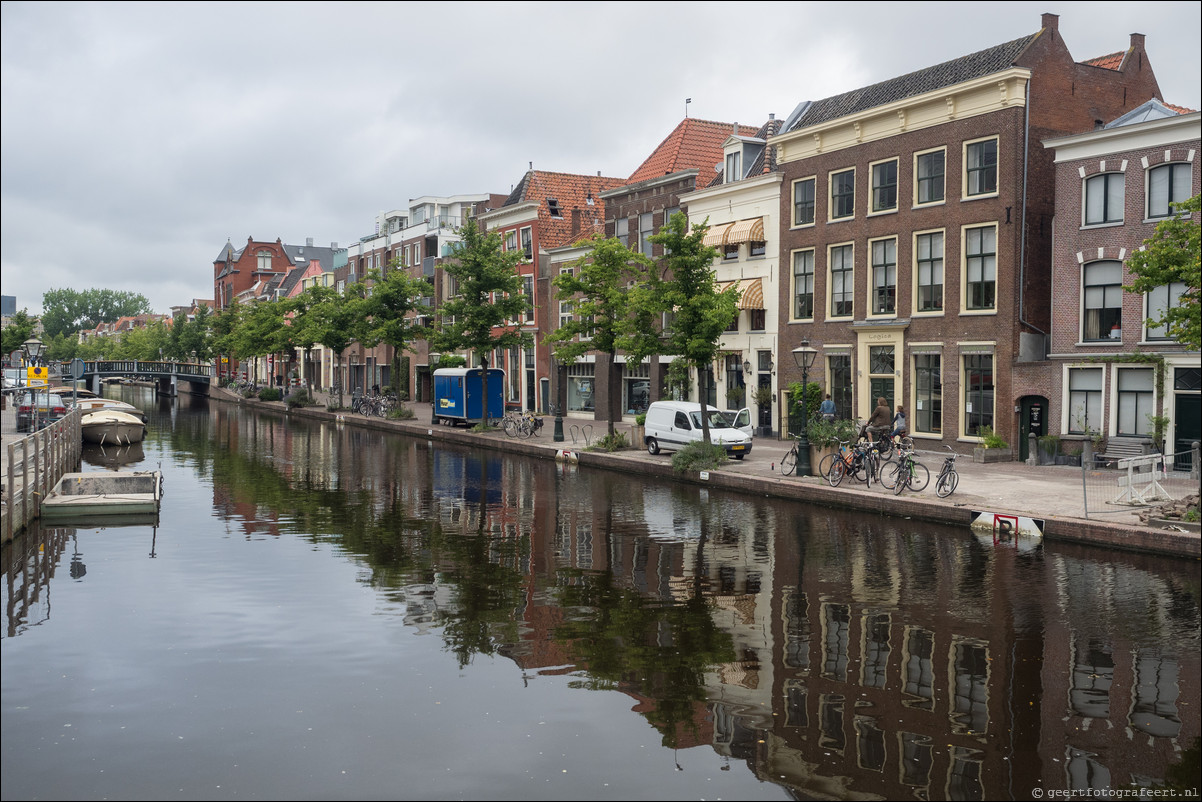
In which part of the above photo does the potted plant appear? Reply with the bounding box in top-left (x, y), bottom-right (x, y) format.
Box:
top-left (973, 425), bottom-right (1011, 463)
top-left (751, 385), bottom-right (774, 437)
top-left (632, 412), bottom-right (646, 444)
top-left (1037, 434), bottom-right (1059, 466)
top-left (806, 416), bottom-right (857, 475)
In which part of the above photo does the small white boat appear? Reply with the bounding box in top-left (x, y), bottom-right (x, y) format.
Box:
top-left (40, 470), bottom-right (162, 521)
top-left (80, 409), bottom-right (146, 445)
top-left (73, 398), bottom-right (146, 421)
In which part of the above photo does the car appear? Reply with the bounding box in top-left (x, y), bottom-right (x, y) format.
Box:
top-left (643, 400), bottom-right (753, 459)
top-left (3, 367), bottom-right (28, 389)
top-left (16, 391), bottom-right (68, 433)
top-left (718, 408), bottom-right (754, 438)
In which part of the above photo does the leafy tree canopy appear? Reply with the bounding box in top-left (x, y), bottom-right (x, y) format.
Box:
top-left (40, 288), bottom-right (153, 339)
top-left (1126, 194), bottom-right (1201, 350)
top-left (1, 310), bottom-right (36, 361)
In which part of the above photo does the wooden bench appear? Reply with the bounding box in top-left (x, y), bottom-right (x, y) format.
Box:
top-left (1097, 438), bottom-right (1151, 467)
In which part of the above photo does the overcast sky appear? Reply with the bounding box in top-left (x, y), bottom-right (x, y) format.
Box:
top-left (3, 1), bottom-right (1199, 317)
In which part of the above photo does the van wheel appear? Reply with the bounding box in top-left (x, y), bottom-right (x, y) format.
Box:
top-left (733, 453), bottom-right (745, 460)
top-left (647, 438), bottom-right (660, 455)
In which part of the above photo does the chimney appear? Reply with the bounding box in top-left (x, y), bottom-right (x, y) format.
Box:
top-left (1041, 13), bottom-right (1058, 33)
top-left (1130, 32), bottom-right (1145, 51)
top-left (331, 242), bottom-right (338, 249)
top-left (306, 237), bottom-right (314, 247)
top-left (572, 208), bottom-right (582, 237)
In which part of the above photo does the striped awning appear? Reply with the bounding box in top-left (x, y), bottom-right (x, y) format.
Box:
top-left (702, 222), bottom-right (734, 248)
top-left (725, 217), bottom-right (765, 244)
top-left (718, 277), bottom-right (765, 310)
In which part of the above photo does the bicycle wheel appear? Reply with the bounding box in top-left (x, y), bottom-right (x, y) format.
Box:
top-left (780, 446), bottom-right (797, 476)
top-left (899, 436), bottom-right (914, 452)
top-left (908, 462), bottom-right (930, 492)
top-left (936, 468), bottom-right (959, 498)
top-left (517, 419), bottom-right (533, 438)
top-left (503, 418), bottom-right (518, 438)
top-left (880, 461), bottom-right (902, 490)
top-left (828, 458), bottom-right (847, 487)
top-left (817, 452), bottom-right (836, 479)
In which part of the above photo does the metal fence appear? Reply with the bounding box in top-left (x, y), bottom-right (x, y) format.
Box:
top-left (1082, 444), bottom-right (1200, 519)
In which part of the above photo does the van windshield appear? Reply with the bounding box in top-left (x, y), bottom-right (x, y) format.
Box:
top-left (690, 409), bottom-right (731, 429)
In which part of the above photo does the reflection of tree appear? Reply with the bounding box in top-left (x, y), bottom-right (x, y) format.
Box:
top-left (553, 567), bottom-right (735, 747)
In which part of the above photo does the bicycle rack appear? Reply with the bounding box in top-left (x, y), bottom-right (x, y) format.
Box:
top-left (569, 424), bottom-right (593, 446)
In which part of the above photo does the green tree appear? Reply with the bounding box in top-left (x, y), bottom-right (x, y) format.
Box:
top-left (40, 288), bottom-right (153, 339)
top-left (647, 213), bottom-right (738, 445)
top-left (180, 304), bottom-right (213, 362)
top-left (210, 303), bottom-right (243, 379)
top-left (234, 299), bottom-right (291, 383)
top-left (1126, 194), bottom-right (1201, 350)
top-left (1, 309), bottom-right (36, 360)
top-left (356, 265), bottom-right (430, 394)
top-left (545, 235), bottom-right (657, 436)
top-left (431, 221), bottom-right (531, 424)
top-left (290, 283), bottom-right (364, 407)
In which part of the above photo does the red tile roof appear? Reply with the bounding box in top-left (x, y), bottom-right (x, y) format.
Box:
top-left (504, 170), bottom-right (626, 249)
top-left (1082, 51), bottom-right (1124, 70)
top-left (1164, 101), bottom-right (1196, 114)
top-left (627, 118), bottom-right (760, 187)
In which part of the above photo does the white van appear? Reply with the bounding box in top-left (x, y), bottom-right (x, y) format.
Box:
top-left (644, 400), bottom-right (753, 459)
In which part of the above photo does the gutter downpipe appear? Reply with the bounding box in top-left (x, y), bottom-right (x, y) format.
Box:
top-left (1019, 76), bottom-right (1048, 345)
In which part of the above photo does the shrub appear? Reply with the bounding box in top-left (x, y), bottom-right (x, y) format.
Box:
top-left (286, 388), bottom-right (312, 409)
top-left (635, 412), bottom-right (646, 426)
top-left (590, 431), bottom-right (628, 452)
top-left (806, 416), bottom-right (859, 448)
top-left (979, 425), bottom-right (1008, 449)
top-left (388, 406), bottom-right (415, 420)
top-left (670, 441), bottom-right (728, 473)
top-left (258, 387), bottom-right (282, 402)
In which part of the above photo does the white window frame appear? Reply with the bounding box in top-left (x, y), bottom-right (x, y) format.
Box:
top-left (962, 136), bottom-right (999, 200)
top-left (1144, 281), bottom-right (1187, 341)
top-left (792, 248), bottom-right (815, 321)
top-left (869, 158), bottom-right (899, 215)
top-left (913, 229), bottom-right (945, 316)
top-left (914, 147), bottom-right (946, 207)
top-left (828, 242), bottom-right (855, 319)
top-left (792, 176), bottom-right (817, 227)
top-left (829, 168), bottom-right (856, 222)
top-left (1080, 260), bottom-right (1124, 343)
top-left (868, 236), bottom-right (897, 318)
top-left (1111, 364), bottom-right (1156, 438)
top-left (1063, 364), bottom-right (1105, 435)
top-left (1083, 171), bottom-right (1125, 226)
top-left (961, 223), bottom-right (997, 314)
top-left (1146, 162), bottom-right (1193, 220)
top-left (960, 347), bottom-right (995, 441)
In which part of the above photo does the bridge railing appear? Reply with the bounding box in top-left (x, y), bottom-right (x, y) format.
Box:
top-left (81, 360), bottom-right (214, 379)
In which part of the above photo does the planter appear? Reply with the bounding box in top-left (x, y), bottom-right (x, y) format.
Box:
top-left (1037, 445), bottom-right (1058, 466)
top-left (810, 444), bottom-right (836, 476)
top-left (973, 447), bottom-right (1013, 464)
top-left (631, 424), bottom-right (644, 445)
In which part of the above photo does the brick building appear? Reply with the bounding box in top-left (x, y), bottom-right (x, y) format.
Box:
top-left (1015, 101), bottom-right (1200, 462)
top-left (771, 13), bottom-right (1163, 453)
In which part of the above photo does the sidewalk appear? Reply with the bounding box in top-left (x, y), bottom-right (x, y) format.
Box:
top-left (281, 387), bottom-right (1197, 557)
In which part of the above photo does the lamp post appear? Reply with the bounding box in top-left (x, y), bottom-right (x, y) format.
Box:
top-left (23, 336), bottom-right (46, 432)
top-left (791, 339), bottom-right (819, 477)
top-left (552, 355), bottom-right (564, 442)
top-left (429, 353), bottom-right (441, 422)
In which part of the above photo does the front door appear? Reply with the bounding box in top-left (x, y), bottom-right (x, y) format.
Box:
top-left (1174, 393), bottom-right (1200, 471)
top-left (1019, 396), bottom-right (1047, 461)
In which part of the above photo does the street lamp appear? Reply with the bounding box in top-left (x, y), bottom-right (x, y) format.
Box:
top-left (552, 355), bottom-right (564, 442)
top-left (429, 353), bottom-right (441, 422)
top-left (23, 336), bottom-right (46, 432)
top-left (791, 339), bottom-right (819, 477)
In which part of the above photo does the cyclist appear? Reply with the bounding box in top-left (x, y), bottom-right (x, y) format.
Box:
top-left (891, 404), bottom-right (908, 441)
top-left (864, 396), bottom-right (891, 443)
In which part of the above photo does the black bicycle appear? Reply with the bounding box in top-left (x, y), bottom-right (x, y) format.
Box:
top-left (935, 445), bottom-right (960, 497)
top-left (780, 432), bottom-right (801, 475)
top-left (881, 448), bottom-right (930, 494)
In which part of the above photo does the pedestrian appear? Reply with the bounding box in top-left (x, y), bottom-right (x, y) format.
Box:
top-left (819, 393), bottom-right (836, 422)
top-left (891, 404), bottom-right (907, 440)
top-left (866, 396), bottom-right (891, 442)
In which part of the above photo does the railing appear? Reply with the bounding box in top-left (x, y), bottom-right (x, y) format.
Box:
top-left (80, 360), bottom-right (215, 379)
top-left (3, 409), bottom-right (82, 542)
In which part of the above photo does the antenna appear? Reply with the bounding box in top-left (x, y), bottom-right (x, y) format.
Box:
top-left (685, 98), bottom-right (691, 118)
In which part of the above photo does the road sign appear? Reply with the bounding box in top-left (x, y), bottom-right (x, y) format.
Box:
top-left (27, 365), bottom-right (48, 386)
top-left (69, 358), bottom-right (86, 379)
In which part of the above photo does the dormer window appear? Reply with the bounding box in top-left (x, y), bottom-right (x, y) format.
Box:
top-left (725, 152), bottom-right (741, 183)
top-left (547, 198), bottom-right (562, 217)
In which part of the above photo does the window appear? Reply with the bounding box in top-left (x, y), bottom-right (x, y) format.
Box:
top-left (615, 216), bottom-right (629, 247)
top-left (916, 149), bottom-right (945, 205)
top-left (829, 354), bottom-right (853, 420)
top-left (257, 250), bottom-right (272, 270)
top-left (869, 346), bottom-right (894, 411)
top-left (965, 138), bottom-right (997, 196)
top-left (963, 353), bottom-right (994, 437)
top-left (750, 309), bottom-right (766, 331)
top-left (523, 275), bottom-right (534, 323)
top-left (1116, 368), bottom-right (1154, 436)
top-left (793, 250), bottom-right (814, 320)
top-left (1084, 173), bottom-right (1124, 225)
top-left (871, 238), bottom-right (897, 315)
top-left (1148, 163), bottom-right (1191, 219)
top-left (965, 225), bottom-right (996, 311)
top-left (793, 178), bottom-right (816, 226)
top-left (725, 312), bottom-right (740, 332)
top-left (1068, 367), bottom-right (1102, 434)
top-left (914, 353), bottom-right (941, 434)
top-left (871, 160), bottom-right (898, 212)
top-left (1147, 282), bottom-right (1187, 340)
top-left (520, 227), bottom-right (533, 260)
top-left (916, 232), bottom-right (944, 312)
top-left (566, 363), bottom-right (594, 412)
top-left (723, 242), bottom-right (739, 261)
top-left (830, 244), bottom-right (854, 317)
top-left (726, 151), bottom-right (741, 182)
top-left (749, 239), bottom-right (766, 257)
top-left (639, 212), bottom-right (654, 256)
top-left (413, 241), bottom-right (421, 261)
top-left (547, 198), bottom-right (562, 217)
top-left (1082, 261), bottom-right (1123, 341)
top-left (831, 169), bottom-right (855, 220)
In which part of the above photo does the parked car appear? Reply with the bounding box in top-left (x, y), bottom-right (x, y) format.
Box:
top-left (16, 391), bottom-right (68, 433)
top-left (643, 400), bottom-right (753, 459)
top-left (718, 408), bottom-right (754, 438)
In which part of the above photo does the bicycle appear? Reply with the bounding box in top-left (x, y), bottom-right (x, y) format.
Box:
top-left (881, 449), bottom-right (930, 494)
top-left (780, 432), bottom-right (801, 476)
top-left (934, 445), bottom-right (960, 497)
top-left (827, 440), bottom-right (876, 488)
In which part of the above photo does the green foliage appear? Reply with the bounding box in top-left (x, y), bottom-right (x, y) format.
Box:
top-left (258, 387), bottom-right (282, 402)
top-left (1125, 193), bottom-right (1200, 350)
top-left (388, 405), bottom-right (416, 420)
top-left (665, 357), bottom-right (692, 399)
top-left (979, 425), bottom-right (1008, 449)
top-left (806, 416), bottom-right (859, 448)
top-left (635, 412), bottom-right (646, 426)
top-left (1147, 413), bottom-right (1171, 451)
top-left (435, 353), bottom-right (466, 368)
top-left (1, 310), bottom-right (36, 358)
top-left (590, 431), bottom-right (629, 452)
top-left (285, 388), bottom-right (312, 409)
top-left (752, 384), bottom-right (774, 408)
top-left (787, 381), bottom-right (822, 419)
top-left (357, 265), bottom-right (428, 359)
top-left (40, 288), bottom-right (152, 339)
top-left (670, 441), bottom-right (729, 473)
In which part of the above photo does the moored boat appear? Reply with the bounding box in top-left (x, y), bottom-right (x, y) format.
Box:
top-left (80, 409), bottom-right (146, 445)
top-left (40, 470), bottom-right (162, 521)
top-left (74, 398), bottom-right (147, 422)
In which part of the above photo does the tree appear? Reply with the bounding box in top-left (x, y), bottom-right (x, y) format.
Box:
top-left (1126, 194), bottom-right (1201, 350)
top-left (1, 309), bottom-right (36, 361)
top-left (647, 213), bottom-right (739, 445)
top-left (289, 283), bottom-right (364, 407)
top-left (40, 288), bottom-right (152, 339)
top-left (430, 221), bottom-right (531, 424)
top-left (356, 265), bottom-right (430, 394)
top-left (545, 234), bottom-right (656, 436)
top-left (210, 302), bottom-right (244, 379)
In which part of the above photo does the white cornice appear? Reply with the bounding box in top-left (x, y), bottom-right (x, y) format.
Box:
top-left (678, 171), bottom-right (782, 205)
top-left (1045, 112), bottom-right (1201, 162)
top-left (477, 202), bottom-right (539, 229)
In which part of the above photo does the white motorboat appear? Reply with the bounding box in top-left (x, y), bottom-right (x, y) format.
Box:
top-left (80, 409), bottom-right (146, 445)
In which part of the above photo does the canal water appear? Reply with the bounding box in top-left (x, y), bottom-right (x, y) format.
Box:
top-left (2, 388), bottom-right (1198, 801)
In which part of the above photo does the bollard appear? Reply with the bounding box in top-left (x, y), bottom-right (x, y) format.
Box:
top-left (1193, 441), bottom-right (1200, 481)
top-left (1027, 432), bottom-right (1037, 466)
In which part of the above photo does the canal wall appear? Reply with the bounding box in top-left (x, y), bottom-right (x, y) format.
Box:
top-left (214, 389), bottom-right (1200, 560)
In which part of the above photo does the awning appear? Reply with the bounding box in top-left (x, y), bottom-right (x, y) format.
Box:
top-left (718, 277), bottom-right (765, 310)
top-left (702, 222), bottom-right (734, 248)
top-left (724, 217), bottom-right (765, 244)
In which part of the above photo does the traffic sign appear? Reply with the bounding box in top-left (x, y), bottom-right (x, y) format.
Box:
top-left (27, 365), bottom-right (48, 386)
top-left (69, 358), bottom-right (86, 379)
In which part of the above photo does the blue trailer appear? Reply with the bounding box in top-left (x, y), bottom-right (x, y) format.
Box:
top-left (432, 367), bottom-right (505, 426)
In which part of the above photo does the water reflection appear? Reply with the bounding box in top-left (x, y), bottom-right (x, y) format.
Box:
top-left (3, 396), bottom-right (1199, 800)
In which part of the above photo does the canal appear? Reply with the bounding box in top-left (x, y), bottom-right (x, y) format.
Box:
top-left (2, 388), bottom-right (1198, 801)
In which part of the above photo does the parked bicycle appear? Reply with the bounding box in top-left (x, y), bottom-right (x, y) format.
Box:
top-left (826, 439), bottom-right (877, 488)
top-left (881, 448), bottom-right (930, 495)
top-left (934, 445), bottom-right (960, 497)
top-left (780, 432), bottom-right (801, 475)
top-left (502, 410), bottom-right (544, 438)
